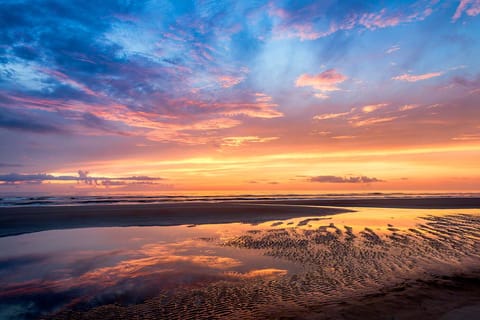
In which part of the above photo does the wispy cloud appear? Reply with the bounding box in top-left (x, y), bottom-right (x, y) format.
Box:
top-left (331, 135), bottom-right (356, 140)
top-left (271, 3), bottom-right (434, 41)
top-left (358, 7), bottom-right (432, 30)
top-left (399, 104), bottom-right (419, 111)
top-left (310, 175), bottom-right (384, 183)
top-left (313, 110), bottom-right (351, 120)
top-left (452, 133), bottom-right (480, 141)
top-left (221, 136), bottom-right (278, 147)
top-left (0, 163), bottom-right (23, 168)
top-left (351, 116), bottom-right (398, 127)
top-left (386, 45), bottom-right (400, 54)
top-left (0, 107), bottom-right (67, 134)
top-left (452, 0), bottom-right (480, 21)
top-left (218, 75), bottom-right (245, 88)
top-left (392, 72), bottom-right (443, 82)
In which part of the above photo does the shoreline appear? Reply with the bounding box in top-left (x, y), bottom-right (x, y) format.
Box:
top-left (1, 197), bottom-right (479, 238)
top-left (245, 196), bottom-right (480, 208)
top-left (0, 202), bottom-right (350, 238)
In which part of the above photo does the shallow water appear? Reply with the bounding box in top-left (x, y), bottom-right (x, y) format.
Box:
top-left (0, 207), bottom-right (479, 319)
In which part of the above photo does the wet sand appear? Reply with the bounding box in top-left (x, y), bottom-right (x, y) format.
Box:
top-left (1, 199), bottom-right (480, 319)
top-left (247, 196), bottom-right (480, 208)
top-left (1, 197), bottom-right (479, 238)
top-left (40, 210), bottom-right (480, 320)
top-left (0, 203), bottom-right (351, 237)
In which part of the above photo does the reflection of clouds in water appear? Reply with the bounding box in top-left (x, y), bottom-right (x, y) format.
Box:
top-left (224, 268), bottom-right (288, 279)
top-left (5, 209), bottom-right (479, 320)
top-left (0, 235), bottom-right (290, 319)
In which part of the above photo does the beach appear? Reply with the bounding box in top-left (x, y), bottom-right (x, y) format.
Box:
top-left (0, 202), bottom-right (351, 237)
top-left (1, 197), bottom-right (479, 237)
top-left (0, 198), bottom-right (479, 319)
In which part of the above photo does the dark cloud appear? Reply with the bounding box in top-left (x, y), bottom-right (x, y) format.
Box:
top-left (450, 74), bottom-right (480, 88)
top-left (0, 163), bottom-right (23, 168)
top-left (0, 171), bottom-right (163, 184)
top-left (310, 175), bottom-right (384, 183)
top-left (0, 108), bottom-right (67, 134)
top-left (81, 112), bottom-right (128, 136)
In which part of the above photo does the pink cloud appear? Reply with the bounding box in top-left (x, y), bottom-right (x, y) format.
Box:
top-left (272, 4), bottom-right (434, 41)
top-left (392, 72), bottom-right (443, 82)
top-left (359, 7), bottom-right (432, 30)
top-left (359, 9), bottom-right (401, 29)
top-left (274, 23), bottom-right (328, 41)
top-left (6, 90), bottom-right (282, 144)
top-left (39, 68), bottom-right (98, 96)
top-left (296, 69), bottom-right (348, 99)
top-left (452, 0), bottom-right (480, 21)
top-left (218, 75), bottom-right (245, 88)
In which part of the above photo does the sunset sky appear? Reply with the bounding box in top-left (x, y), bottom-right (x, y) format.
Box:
top-left (1, 0), bottom-right (480, 194)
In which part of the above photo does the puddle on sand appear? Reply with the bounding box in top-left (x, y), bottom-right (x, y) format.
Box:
top-left (0, 223), bottom-right (297, 320)
top-left (0, 207), bottom-right (479, 319)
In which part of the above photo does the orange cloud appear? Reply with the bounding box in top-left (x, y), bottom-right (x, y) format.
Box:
top-left (313, 111), bottom-right (351, 120)
top-left (392, 72), bottom-right (443, 82)
top-left (351, 116), bottom-right (398, 127)
top-left (452, 133), bottom-right (480, 141)
top-left (224, 268), bottom-right (288, 279)
top-left (296, 69), bottom-right (347, 91)
top-left (399, 104), bottom-right (419, 111)
top-left (296, 69), bottom-right (347, 98)
top-left (362, 103), bottom-right (388, 113)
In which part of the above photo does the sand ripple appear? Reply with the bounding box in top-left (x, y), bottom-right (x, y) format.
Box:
top-left (48, 213), bottom-right (480, 319)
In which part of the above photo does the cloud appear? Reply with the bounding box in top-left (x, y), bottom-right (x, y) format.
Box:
top-left (452, 133), bottom-right (480, 141)
top-left (0, 107), bottom-right (67, 134)
top-left (331, 135), bottom-right (356, 140)
top-left (0, 1), bottom-right (287, 146)
top-left (310, 175), bottom-right (384, 183)
top-left (218, 75), bottom-right (245, 88)
top-left (270, 3), bottom-right (434, 41)
top-left (351, 116), bottom-right (398, 127)
top-left (399, 104), bottom-right (419, 111)
top-left (0, 163), bottom-right (23, 168)
top-left (221, 136), bottom-right (278, 147)
top-left (362, 103), bottom-right (388, 113)
top-left (296, 69), bottom-right (347, 91)
top-left (296, 69), bottom-right (347, 98)
top-left (358, 7), bottom-right (432, 30)
top-left (313, 110), bottom-right (351, 120)
top-left (392, 72), bottom-right (443, 82)
top-left (386, 45), bottom-right (400, 54)
top-left (0, 171), bottom-right (163, 185)
top-left (452, 0), bottom-right (480, 21)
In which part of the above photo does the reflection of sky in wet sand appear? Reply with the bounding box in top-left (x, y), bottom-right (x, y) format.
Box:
top-left (0, 207), bottom-right (479, 319)
top-left (0, 224), bottom-right (297, 319)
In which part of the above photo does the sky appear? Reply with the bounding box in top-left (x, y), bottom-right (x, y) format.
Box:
top-left (0, 0), bottom-right (480, 194)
